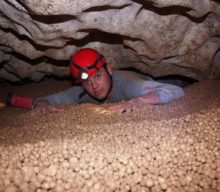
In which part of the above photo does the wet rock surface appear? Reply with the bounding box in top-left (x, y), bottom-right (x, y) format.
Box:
top-left (0, 80), bottom-right (220, 192)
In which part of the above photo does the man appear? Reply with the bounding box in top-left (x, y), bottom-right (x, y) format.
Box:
top-left (32, 48), bottom-right (185, 114)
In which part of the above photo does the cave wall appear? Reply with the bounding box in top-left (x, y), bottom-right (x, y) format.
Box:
top-left (0, 0), bottom-right (219, 82)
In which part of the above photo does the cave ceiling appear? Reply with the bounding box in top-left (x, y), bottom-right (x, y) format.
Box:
top-left (0, 0), bottom-right (219, 82)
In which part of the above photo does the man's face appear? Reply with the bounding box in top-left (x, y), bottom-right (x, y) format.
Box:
top-left (82, 64), bottom-right (112, 100)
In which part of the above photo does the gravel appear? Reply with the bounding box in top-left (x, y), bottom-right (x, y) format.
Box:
top-left (0, 80), bottom-right (219, 192)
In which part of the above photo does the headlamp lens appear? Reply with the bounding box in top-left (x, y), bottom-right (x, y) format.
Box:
top-left (81, 72), bottom-right (89, 80)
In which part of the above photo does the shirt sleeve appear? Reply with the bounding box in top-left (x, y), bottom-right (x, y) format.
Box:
top-left (33, 86), bottom-right (84, 106)
top-left (121, 75), bottom-right (185, 104)
top-left (152, 82), bottom-right (185, 103)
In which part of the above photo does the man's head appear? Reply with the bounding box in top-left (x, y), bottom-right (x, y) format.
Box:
top-left (70, 48), bottom-right (113, 101)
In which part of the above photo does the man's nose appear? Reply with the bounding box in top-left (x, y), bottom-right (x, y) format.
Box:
top-left (90, 79), bottom-right (98, 90)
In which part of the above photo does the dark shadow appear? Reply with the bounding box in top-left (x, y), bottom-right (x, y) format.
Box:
top-left (66, 30), bottom-right (124, 47)
top-left (0, 61), bottom-right (8, 70)
top-left (212, 0), bottom-right (220, 3)
top-left (119, 67), bottom-right (198, 87)
top-left (83, 4), bottom-right (130, 13)
top-left (31, 14), bottom-right (76, 24)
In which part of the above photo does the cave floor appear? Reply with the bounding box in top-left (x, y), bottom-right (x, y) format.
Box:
top-left (0, 79), bottom-right (219, 192)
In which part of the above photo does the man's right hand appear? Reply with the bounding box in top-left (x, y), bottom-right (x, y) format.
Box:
top-left (31, 100), bottom-right (63, 115)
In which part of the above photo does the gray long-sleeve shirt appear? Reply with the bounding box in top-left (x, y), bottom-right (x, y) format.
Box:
top-left (33, 70), bottom-right (185, 106)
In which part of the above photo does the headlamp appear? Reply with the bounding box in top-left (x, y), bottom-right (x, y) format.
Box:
top-left (81, 72), bottom-right (89, 80)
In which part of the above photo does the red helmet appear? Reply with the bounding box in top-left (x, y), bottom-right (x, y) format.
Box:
top-left (69, 48), bottom-right (106, 82)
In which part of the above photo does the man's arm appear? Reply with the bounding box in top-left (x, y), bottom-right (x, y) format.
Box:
top-left (32, 99), bottom-right (63, 115)
top-left (109, 81), bottom-right (185, 113)
top-left (108, 92), bottom-right (160, 113)
top-left (31, 86), bottom-right (83, 115)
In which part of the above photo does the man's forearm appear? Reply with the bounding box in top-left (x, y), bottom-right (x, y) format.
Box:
top-left (129, 93), bottom-right (160, 106)
top-left (109, 87), bottom-right (184, 113)
top-left (108, 93), bottom-right (160, 113)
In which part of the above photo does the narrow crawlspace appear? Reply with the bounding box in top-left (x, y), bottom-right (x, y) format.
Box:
top-left (0, 0), bottom-right (219, 192)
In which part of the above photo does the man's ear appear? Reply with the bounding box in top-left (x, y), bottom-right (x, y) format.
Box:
top-left (106, 63), bottom-right (113, 75)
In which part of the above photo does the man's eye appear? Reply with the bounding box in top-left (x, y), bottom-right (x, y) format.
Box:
top-left (95, 73), bottom-right (101, 79)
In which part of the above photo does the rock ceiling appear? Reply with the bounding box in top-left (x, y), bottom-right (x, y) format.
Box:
top-left (0, 0), bottom-right (219, 82)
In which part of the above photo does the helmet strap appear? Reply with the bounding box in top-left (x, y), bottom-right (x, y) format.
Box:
top-left (103, 64), bottom-right (113, 100)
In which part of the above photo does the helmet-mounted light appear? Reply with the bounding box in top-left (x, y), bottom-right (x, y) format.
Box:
top-left (81, 72), bottom-right (89, 80)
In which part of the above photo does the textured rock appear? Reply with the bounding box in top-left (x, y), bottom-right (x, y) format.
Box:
top-left (0, 0), bottom-right (219, 82)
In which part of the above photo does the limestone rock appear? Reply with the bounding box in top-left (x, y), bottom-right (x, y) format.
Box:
top-left (0, 0), bottom-right (219, 82)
